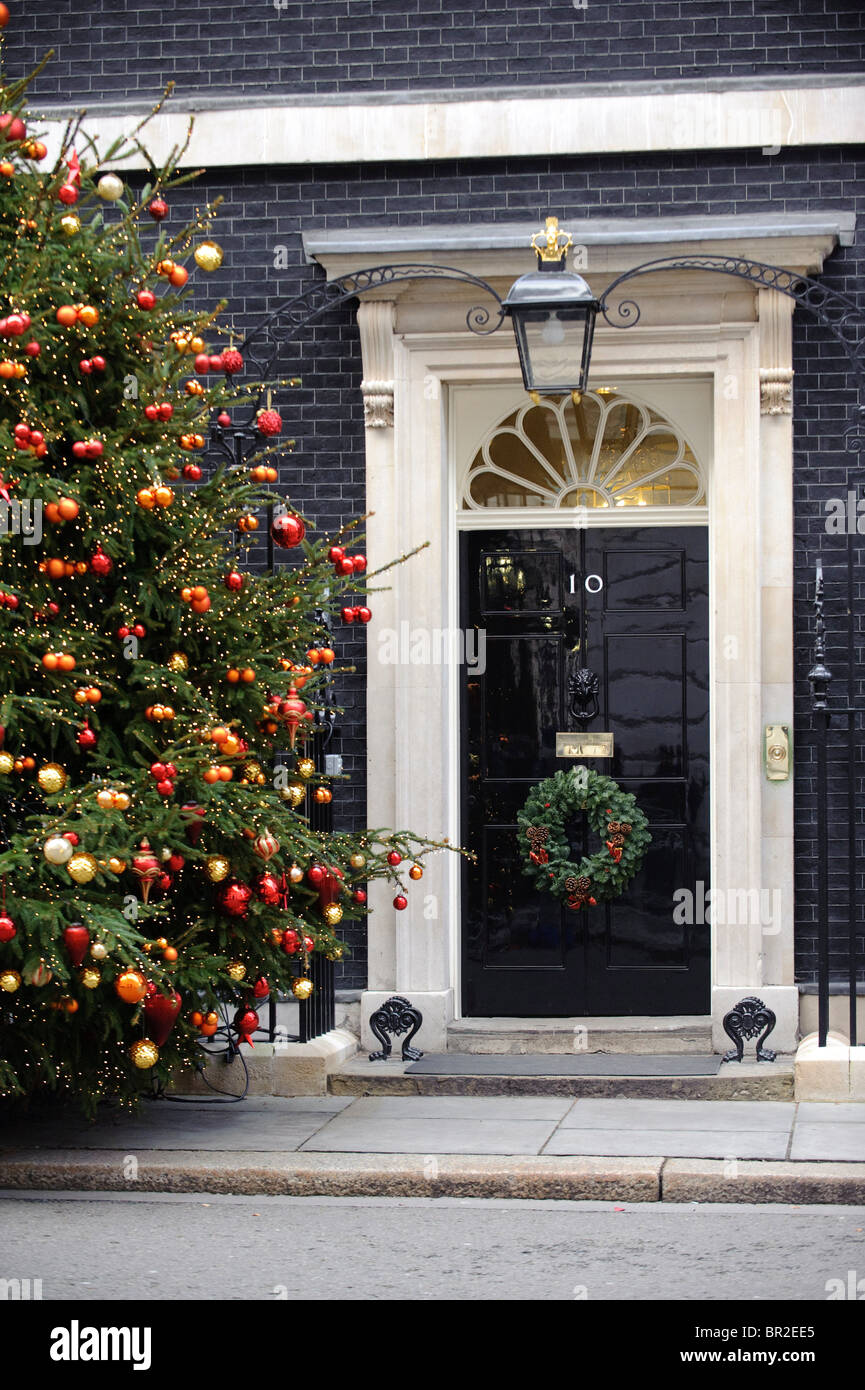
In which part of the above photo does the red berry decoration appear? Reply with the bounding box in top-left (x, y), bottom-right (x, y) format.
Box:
top-left (255, 408), bottom-right (282, 437)
top-left (221, 348), bottom-right (243, 375)
top-left (271, 513), bottom-right (305, 549)
top-left (393, 894), bottom-right (408, 911)
top-left (63, 923), bottom-right (90, 967)
top-left (147, 198), bottom-right (168, 221)
top-left (217, 881), bottom-right (253, 917)
top-left (0, 913), bottom-right (17, 942)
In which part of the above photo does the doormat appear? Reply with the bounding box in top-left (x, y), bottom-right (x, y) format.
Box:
top-left (405, 1053), bottom-right (723, 1077)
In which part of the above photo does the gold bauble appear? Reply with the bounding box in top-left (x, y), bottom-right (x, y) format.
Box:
top-left (322, 903), bottom-right (343, 926)
top-left (288, 864), bottom-right (304, 884)
top-left (129, 1038), bottom-right (160, 1069)
top-left (241, 760), bottom-right (263, 782)
top-left (296, 757), bottom-right (315, 780)
top-left (326, 947), bottom-right (344, 961)
top-left (0, 969), bottom-right (21, 993)
top-left (409, 864), bottom-right (424, 881)
top-left (96, 173), bottom-right (125, 201)
top-left (291, 976), bottom-right (314, 1000)
top-left (114, 793), bottom-right (131, 812)
top-left (67, 851), bottom-right (98, 885)
top-left (0, 752), bottom-right (14, 775)
top-left (349, 852), bottom-right (366, 870)
top-left (226, 960), bottom-right (247, 981)
top-left (38, 762), bottom-right (67, 794)
top-left (205, 854), bottom-right (230, 883)
top-left (79, 966), bottom-right (101, 990)
top-left (168, 651), bottom-right (189, 674)
top-left (90, 941), bottom-right (108, 960)
top-left (107, 857), bottom-right (126, 875)
top-left (193, 239), bottom-right (224, 272)
top-left (28, 961), bottom-right (53, 986)
top-left (59, 213), bottom-right (81, 237)
top-left (279, 781), bottom-right (305, 808)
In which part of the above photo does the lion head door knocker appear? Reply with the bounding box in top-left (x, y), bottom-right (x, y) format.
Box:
top-left (569, 667), bottom-right (600, 724)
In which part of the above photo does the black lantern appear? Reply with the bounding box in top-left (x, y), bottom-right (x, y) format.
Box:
top-left (503, 217), bottom-right (599, 396)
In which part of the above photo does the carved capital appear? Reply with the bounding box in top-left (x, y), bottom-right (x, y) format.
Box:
top-left (361, 380), bottom-right (395, 429)
top-left (358, 300), bottom-right (396, 431)
top-left (759, 367), bottom-right (794, 416)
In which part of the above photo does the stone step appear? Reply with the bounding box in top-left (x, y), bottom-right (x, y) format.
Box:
top-left (446, 1015), bottom-right (714, 1055)
top-left (329, 1057), bottom-right (795, 1101)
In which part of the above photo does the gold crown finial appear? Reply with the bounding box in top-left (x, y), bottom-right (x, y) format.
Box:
top-left (531, 216), bottom-right (573, 264)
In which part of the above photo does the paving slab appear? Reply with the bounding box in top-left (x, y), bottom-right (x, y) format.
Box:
top-left (797, 1102), bottom-right (865, 1123)
top-left (0, 1096), bottom-right (352, 1152)
top-left (789, 1123), bottom-right (865, 1162)
top-left (543, 1127), bottom-right (789, 1160)
top-left (558, 1098), bottom-right (794, 1131)
top-left (310, 1095), bottom-right (575, 1121)
top-left (300, 1115), bottom-right (563, 1156)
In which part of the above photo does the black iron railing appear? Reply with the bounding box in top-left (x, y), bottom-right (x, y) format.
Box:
top-left (807, 562), bottom-right (863, 1046)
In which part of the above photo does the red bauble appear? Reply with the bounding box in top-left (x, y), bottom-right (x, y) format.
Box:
top-left (336, 557), bottom-right (354, 576)
top-left (283, 930), bottom-right (300, 955)
top-left (58, 183), bottom-right (79, 205)
top-left (224, 570), bottom-right (244, 592)
top-left (0, 914), bottom-right (16, 942)
top-left (167, 853), bottom-right (185, 873)
top-left (328, 546), bottom-right (345, 564)
top-left (317, 865), bottom-right (344, 911)
top-left (306, 865), bottom-right (325, 886)
top-left (256, 408), bottom-right (282, 436)
top-left (352, 889), bottom-right (367, 905)
top-left (256, 872), bottom-right (281, 906)
top-left (221, 348), bottom-right (243, 375)
top-left (63, 923), bottom-right (90, 967)
top-left (233, 1007), bottom-right (259, 1046)
top-left (77, 724), bottom-right (97, 749)
top-left (147, 198), bottom-right (168, 221)
top-left (193, 353), bottom-right (210, 374)
top-left (181, 803), bottom-right (206, 844)
top-left (271, 513), bottom-right (305, 549)
top-left (217, 881), bottom-right (253, 917)
top-left (182, 463), bottom-right (202, 481)
top-left (89, 547), bottom-right (113, 576)
top-left (217, 412), bottom-right (231, 428)
top-left (352, 555), bottom-right (368, 574)
top-left (136, 289), bottom-right (156, 310)
top-left (394, 894), bottom-right (408, 911)
top-left (341, 607), bottom-right (355, 624)
top-left (143, 990), bottom-right (182, 1046)
top-left (150, 762), bottom-right (167, 779)
top-left (156, 779), bottom-right (174, 797)
top-left (253, 976), bottom-right (270, 999)
top-left (356, 607), bottom-right (372, 623)
top-left (387, 851), bottom-right (402, 867)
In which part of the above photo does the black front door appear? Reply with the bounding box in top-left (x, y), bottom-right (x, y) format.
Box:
top-left (461, 526), bottom-right (709, 1017)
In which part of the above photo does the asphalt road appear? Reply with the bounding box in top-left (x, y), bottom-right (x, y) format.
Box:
top-left (2, 1190), bottom-right (864, 1302)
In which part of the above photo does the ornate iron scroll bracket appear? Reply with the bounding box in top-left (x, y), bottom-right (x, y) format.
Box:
top-left (721, 996), bottom-right (777, 1063)
top-left (597, 255), bottom-right (865, 423)
top-left (368, 995), bottom-right (424, 1062)
top-left (569, 667), bottom-right (600, 724)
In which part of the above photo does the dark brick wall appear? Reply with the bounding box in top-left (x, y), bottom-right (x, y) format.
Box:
top-left (5, 0), bottom-right (865, 104)
top-left (151, 146), bottom-right (865, 988)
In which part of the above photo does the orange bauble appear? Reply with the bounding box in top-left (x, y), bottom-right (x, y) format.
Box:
top-left (115, 969), bottom-right (147, 1004)
top-left (137, 488), bottom-right (156, 509)
top-left (57, 497), bottom-right (80, 521)
top-left (55, 305), bottom-right (78, 326)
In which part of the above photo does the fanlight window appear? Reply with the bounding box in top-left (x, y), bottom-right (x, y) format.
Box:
top-left (461, 390), bottom-right (706, 511)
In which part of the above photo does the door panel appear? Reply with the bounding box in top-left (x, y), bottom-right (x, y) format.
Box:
top-left (461, 526), bottom-right (709, 1018)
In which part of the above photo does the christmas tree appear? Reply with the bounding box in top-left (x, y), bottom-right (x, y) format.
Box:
top-left (0, 65), bottom-right (445, 1114)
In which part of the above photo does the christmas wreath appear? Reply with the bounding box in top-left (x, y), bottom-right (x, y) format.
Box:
top-left (517, 767), bottom-right (651, 910)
